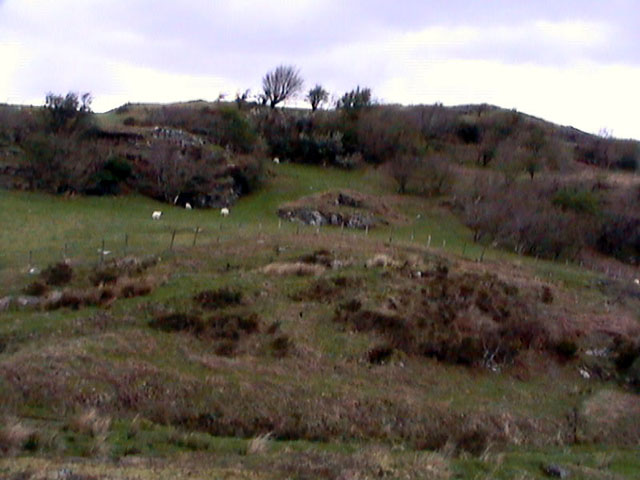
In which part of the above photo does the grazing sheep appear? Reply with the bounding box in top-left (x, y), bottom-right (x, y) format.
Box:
top-left (273, 157), bottom-right (280, 164)
top-left (220, 207), bottom-right (230, 217)
top-left (152, 211), bottom-right (163, 220)
top-left (634, 278), bottom-right (640, 286)
top-left (185, 202), bottom-right (192, 210)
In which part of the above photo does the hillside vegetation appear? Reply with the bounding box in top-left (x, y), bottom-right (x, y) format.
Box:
top-left (0, 95), bottom-right (639, 479)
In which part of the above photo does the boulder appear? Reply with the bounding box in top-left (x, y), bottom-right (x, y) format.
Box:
top-left (0, 296), bottom-right (11, 312)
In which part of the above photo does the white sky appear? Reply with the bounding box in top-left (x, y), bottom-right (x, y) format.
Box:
top-left (1, 0), bottom-right (639, 139)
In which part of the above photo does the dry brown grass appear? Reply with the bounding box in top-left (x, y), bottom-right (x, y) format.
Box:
top-left (581, 389), bottom-right (640, 444)
top-left (43, 274), bottom-right (158, 310)
top-left (246, 433), bottom-right (272, 455)
top-left (262, 262), bottom-right (325, 276)
top-left (68, 408), bottom-right (111, 437)
top-left (365, 253), bottom-right (402, 268)
top-left (0, 417), bottom-right (32, 456)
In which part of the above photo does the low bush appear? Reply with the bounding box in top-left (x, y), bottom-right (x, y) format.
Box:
top-left (149, 312), bottom-right (204, 333)
top-left (270, 334), bottom-right (293, 358)
top-left (552, 187), bottom-right (600, 215)
top-left (367, 344), bottom-right (395, 364)
top-left (194, 287), bottom-right (243, 309)
top-left (41, 262), bottom-right (73, 286)
top-left (23, 281), bottom-right (49, 296)
top-left (553, 339), bottom-right (578, 360)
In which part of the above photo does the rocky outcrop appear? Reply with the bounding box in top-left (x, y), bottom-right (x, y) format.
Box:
top-left (277, 207), bottom-right (383, 230)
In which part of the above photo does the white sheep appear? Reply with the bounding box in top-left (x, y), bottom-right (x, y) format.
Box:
top-left (185, 202), bottom-right (192, 210)
top-left (152, 211), bottom-right (163, 220)
top-left (634, 278), bottom-right (640, 286)
top-left (220, 207), bottom-right (230, 217)
top-left (273, 157), bottom-right (280, 164)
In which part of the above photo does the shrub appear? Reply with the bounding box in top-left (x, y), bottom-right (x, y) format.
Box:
top-left (90, 266), bottom-right (120, 286)
top-left (193, 287), bottom-right (243, 309)
top-left (23, 281), bottom-right (49, 296)
top-left (613, 340), bottom-right (639, 371)
top-left (208, 312), bottom-right (260, 339)
top-left (367, 344), bottom-right (395, 364)
top-left (554, 339), bottom-right (578, 360)
top-left (119, 280), bottom-right (152, 298)
top-left (212, 106), bottom-right (258, 153)
top-left (270, 334), bottom-right (293, 358)
top-left (0, 418), bottom-right (33, 455)
top-left (456, 122), bottom-right (481, 144)
top-left (552, 188), bottom-right (600, 215)
top-left (149, 313), bottom-right (204, 333)
top-left (41, 262), bottom-right (73, 286)
top-left (597, 214), bottom-right (640, 265)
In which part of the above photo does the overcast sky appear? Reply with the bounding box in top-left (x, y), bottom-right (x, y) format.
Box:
top-left (1, 0), bottom-right (639, 139)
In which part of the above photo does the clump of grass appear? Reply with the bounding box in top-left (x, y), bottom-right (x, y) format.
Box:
top-left (270, 334), bottom-right (293, 358)
top-left (541, 285), bottom-right (554, 304)
top-left (68, 408), bottom-right (111, 437)
top-left (208, 312), bottom-right (260, 340)
top-left (23, 280), bottom-right (49, 296)
top-left (367, 344), bottom-right (395, 364)
top-left (290, 278), bottom-right (342, 302)
top-left (67, 408), bottom-right (112, 458)
top-left (299, 249), bottom-right (335, 267)
top-left (149, 312), bottom-right (203, 333)
top-left (194, 287), bottom-right (243, 309)
top-left (90, 266), bottom-right (121, 286)
top-left (262, 262), bottom-right (325, 276)
top-left (118, 277), bottom-right (153, 298)
top-left (214, 339), bottom-right (237, 357)
top-left (41, 261), bottom-right (73, 286)
top-left (0, 418), bottom-right (33, 455)
top-left (246, 432), bottom-right (272, 455)
top-left (44, 277), bottom-right (155, 310)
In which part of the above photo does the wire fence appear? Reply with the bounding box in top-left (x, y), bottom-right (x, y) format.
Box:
top-left (0, 217), bottom-right (529, 293)
top-left (0, 219), bottom-right (380, 284)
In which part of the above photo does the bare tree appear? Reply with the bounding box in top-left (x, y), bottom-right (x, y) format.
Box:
top-left (262, 65), bottom-right (304, 109)
top-left (306, 84), bottom-right (328, 112)
top-left (388, 154), bottom-right (419, 194)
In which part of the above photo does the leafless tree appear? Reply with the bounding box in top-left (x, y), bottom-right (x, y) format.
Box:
top-left (306, 84), bottom-right (329, 112)
top-left (388, 154), bottom-right (419, 194)
top-left (262, 65), bottom-right (304, 109)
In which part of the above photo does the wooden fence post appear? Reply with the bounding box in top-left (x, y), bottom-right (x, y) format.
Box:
top-left (193, 227), bottom-right (200, 247)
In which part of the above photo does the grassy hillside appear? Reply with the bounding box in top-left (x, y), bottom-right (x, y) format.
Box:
top-left (1, 160), bottom-right (639, 478)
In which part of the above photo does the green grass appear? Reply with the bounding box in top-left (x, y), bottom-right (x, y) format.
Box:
top-left (0, 162), bottom-right (602, 294)
top-left (1, 162), bottom-right (638, 479)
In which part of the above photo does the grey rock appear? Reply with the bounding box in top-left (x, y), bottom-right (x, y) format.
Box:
top-left (15, 295), bottom-right (41, 308)
top-left (543, 464), bottom-right (570, 478)
top-left (46, 290), bottom-right (63, 304)
top-left (0, 296), bottom-right (12, 312)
